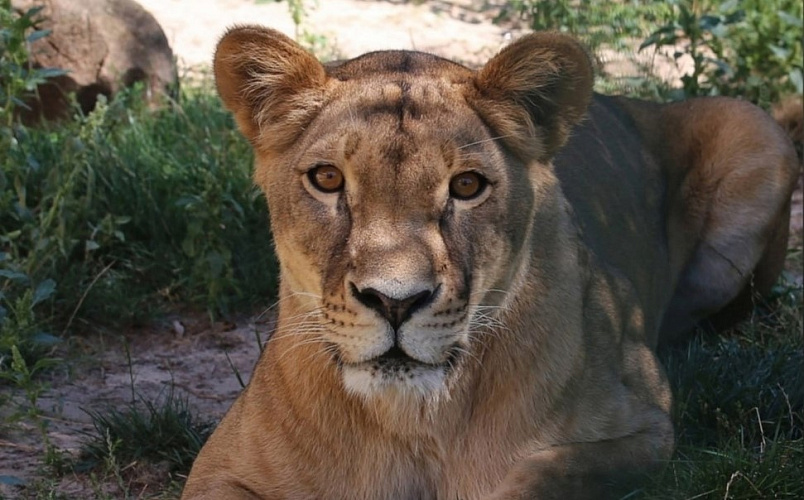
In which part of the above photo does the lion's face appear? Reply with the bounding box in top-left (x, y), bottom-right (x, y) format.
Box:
top-left (266, 68), bottom-right (538, 398)
top-left (214, 28), bottom-right (593, 399)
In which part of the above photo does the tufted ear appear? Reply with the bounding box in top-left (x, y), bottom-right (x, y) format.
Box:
top-left (214, 25), bottom-right (327, 152)
top-left (472, 32), bottom-right (593, 162)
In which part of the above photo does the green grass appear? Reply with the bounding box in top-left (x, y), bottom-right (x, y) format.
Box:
top-left (77, 388), bottom-right (215, 478)
top-left (640, 279), bottom-right (804, 499)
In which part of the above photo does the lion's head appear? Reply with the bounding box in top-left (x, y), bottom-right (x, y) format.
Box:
top-left (214, 27), bottom-right (593, 400)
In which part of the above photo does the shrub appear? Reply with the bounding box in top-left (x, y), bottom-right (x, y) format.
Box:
top-left (0, 0), bottom-right (66, 128)
top-left (3, 10), bottom-right (277, 364)
top-left (497, 0), bottom-right (803, 107)
top-left (641, 0), bottom-right (803, 107)
top-left (2, 87), bottom-right (277, 341)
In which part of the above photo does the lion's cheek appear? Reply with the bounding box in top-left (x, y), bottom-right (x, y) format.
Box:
top-left (449, 206), bottom-right (519, 303)
top-left (271, 237), bottom-right (324, 296)
top-left (268, 201), bottom-right (350, 297)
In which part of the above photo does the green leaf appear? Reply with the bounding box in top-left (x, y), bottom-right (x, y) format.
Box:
top-left (778, 11), bottom-right (803, 28)
top-left (25, 29), bottom-right (51, 43)
top-left (768, 45), bottom-right (790, 59)
top-left (24, 6), bottom-right (45, 19)
top-left (789, 68), bottom-right (803, 94)
top-left (175, 195), bottom-right (201, 209)
top-left (640, 25), bottom-right (677, 51)
top-left (0, 475), bottom-right (25, 486)
top-left (718, 0), bottom-right (740, 13)
top-left (26, 155), bottom-right (40, 170)
top-left (32, 279), bottom-right (56, 306)
top-left (31, 332), bottom-right (61, 347)
top-left (709, 23), bottom-right (728, 38)
top-left (10, 96), bottom-right (32, 111)
top-left (35, 67), bottom-right (68, 79)
top-left (0, 270), bottom-right (29, 283)
top-left (699, 15), bottom-right (722, 31)
top-left (722, 9), bottom-right (746, 25)
top-left (706, 57), bottom-right (733, 76)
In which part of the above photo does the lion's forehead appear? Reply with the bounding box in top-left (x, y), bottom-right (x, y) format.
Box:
top-left (307, 78), bottom-right (493, 194)
top-left (325, 74), bottom-right (476, 129)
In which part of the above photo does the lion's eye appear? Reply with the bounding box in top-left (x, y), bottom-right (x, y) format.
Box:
top-left (308, 164), bottom-right (344, 193)
top-left (449, 172), bottom-right (487, 200)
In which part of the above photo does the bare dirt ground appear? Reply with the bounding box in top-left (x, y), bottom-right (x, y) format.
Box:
top-left (1, 312), bottom-right (274, 498)
top-left (138, 0), bottom-right (516, 68)
top-left (1, 1), bottom-right (801, 498)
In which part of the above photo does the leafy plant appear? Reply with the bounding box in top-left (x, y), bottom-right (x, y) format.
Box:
top-left (2, 83), bottom-right (278, 339)
top-left (640, 0), bottom-right (803, 106)
top-left (0, 343), bottom-right (63, 474)
top-left (497, 0), bottom-right (803, 107)
top-left (1, 0), bottom-right (67, 363)
top-left (0, 279), bottom-right (60, 364)
top-left (495, 0), bottom-right (673, 55)
top-left (0, 0), bottom-right (67, 128)
top-left (257, 0), bottom-right (339, 60)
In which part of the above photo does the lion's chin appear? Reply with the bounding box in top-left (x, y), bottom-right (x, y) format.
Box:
top-left (340, 361), bottom-right (449, 400)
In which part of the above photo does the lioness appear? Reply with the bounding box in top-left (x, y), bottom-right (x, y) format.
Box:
top-left (182, 27), bottom-right (798, 499)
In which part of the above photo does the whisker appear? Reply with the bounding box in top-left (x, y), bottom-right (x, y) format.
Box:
top-left (470, 288), bottom-right (510, 297)
top-left (457, 134), bottom-right (514, 150)
top-left (275, 335), bottom-right (329, 363)
top-left (255, 291), bottom-right (324, 320)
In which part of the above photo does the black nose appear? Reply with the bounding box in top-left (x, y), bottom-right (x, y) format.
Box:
top-left (351, 284), bottom-right (435, 330)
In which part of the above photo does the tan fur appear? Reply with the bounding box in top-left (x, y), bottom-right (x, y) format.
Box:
top-left (182, 27), bottom-right (799, 499)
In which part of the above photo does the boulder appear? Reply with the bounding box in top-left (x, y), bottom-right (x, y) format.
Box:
top-left (11, 0), bottom-right (178, 122)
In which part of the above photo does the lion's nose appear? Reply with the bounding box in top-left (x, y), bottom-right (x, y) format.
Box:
top-left (350, 284), bottom-right (435, 330)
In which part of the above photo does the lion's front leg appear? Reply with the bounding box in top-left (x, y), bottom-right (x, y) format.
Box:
top-left (487, 419), bottom-right (673, 500)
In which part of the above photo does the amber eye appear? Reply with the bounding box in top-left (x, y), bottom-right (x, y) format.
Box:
top-left (308, 164), bottom-right (344, 193)
top-left (449, 171), bottom-right (487, 200)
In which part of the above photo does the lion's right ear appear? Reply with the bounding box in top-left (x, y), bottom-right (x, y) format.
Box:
top-left (214, 25), bottom-right (327, 151)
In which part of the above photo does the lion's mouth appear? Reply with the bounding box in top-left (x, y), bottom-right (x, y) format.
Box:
top-left (336, 343), bottom-right (462, 397)
top-left (375, 345), bottom-right (416, 366)
top-left (364, 344), bottom-right (460, 372)
top-left (333, 343), bottom-right (460, 372)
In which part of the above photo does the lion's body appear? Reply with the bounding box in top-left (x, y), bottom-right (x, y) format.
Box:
top-left (558, 95), bottom-right (793, 344)
top-left (182, 28), bottom-right (799, 500)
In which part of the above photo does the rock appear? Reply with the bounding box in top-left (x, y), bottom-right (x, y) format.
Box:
top-left (11, 0), bottom-right (178, 122)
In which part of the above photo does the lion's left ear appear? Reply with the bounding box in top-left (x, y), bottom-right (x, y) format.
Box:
top-left (472, 33), bottom-right (593, 162)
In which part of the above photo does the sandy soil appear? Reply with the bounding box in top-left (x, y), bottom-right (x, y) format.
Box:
top-left (138, 0), bottom-right (516, 68)
top-left (1, 1), bottom-right (801, 498)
